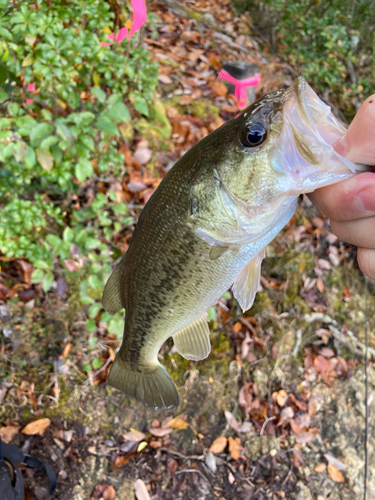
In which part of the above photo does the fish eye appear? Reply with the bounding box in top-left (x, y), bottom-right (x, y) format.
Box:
top-left (240, 123), bottom-right (267, 148)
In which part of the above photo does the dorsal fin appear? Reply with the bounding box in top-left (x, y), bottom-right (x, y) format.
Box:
top-left (101, 263), bottom-right (124, 315)
top-left (172, 314), bottom-right (211, 361)
top-left (232, 249), bottom-right (266, 312)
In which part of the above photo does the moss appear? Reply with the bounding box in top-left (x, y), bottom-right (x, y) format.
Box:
top-left (164, 95), bottom-right (220, 119)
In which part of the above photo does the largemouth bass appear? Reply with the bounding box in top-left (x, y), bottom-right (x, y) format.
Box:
top-left (102, 77), bottom-right (365, 410)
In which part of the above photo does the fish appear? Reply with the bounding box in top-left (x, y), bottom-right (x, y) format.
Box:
top-left (102, 76), bottom-right (366, 410)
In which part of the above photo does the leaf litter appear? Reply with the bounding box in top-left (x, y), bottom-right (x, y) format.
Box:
top-left (0, 0), bottom-right (373, 498)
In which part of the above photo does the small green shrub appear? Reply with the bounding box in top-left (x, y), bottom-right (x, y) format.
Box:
top-left (0, 0), bottom-right (159, 335)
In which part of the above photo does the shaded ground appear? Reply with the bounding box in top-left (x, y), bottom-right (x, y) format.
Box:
top-left (1, 0), bottom-right (374, 499)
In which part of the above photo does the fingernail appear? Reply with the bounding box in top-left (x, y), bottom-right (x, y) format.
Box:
top-left (358, 187), bottom-right (375, 213)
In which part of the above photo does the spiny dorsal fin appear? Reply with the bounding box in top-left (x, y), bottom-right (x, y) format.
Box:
top-left (209, 245), bottom-right (229, 260)
top-left (232, 248), bottom-right (266, 313)
top-left (101, 263), bottom-right (124, 315)
top-left (172, 313), bottom-right (211, 361)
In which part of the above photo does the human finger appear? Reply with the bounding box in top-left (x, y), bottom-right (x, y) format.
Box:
top-left (308, 171), bottom-right (375, 221)
top-left (330, 216), bottom-right (375, 248)
top-left (357, 247), bottom-right (375, 279)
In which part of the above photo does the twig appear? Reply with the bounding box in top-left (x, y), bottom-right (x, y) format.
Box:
top-left (260, 416), bottom-right (276, 436)
top-left (159, 447), bottom-right (204, 461)
top-left (174, 468), bottom-right (210, 484)
top-left (329, 325), bottom-right (375, 358)
top-left (292, 329), bottom-right (302, 357)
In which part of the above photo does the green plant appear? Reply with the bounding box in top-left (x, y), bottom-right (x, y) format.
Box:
top-left (0, 0), bottom-right (158, 337)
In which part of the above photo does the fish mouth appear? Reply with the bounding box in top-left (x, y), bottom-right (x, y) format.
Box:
top-left (276, 76), bottom-right (362, 193)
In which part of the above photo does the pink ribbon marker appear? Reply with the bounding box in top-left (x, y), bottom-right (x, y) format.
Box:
top-left (101, 0), bottom-right (147, 47)
top-left (22, 82), bottom-right (36, 106)
top-left (128, 0), bottom-right (147, 39)
top-left (218, 69), bottom-right (261, 108)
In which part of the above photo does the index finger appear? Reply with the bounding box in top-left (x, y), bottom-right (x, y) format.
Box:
top-left (308, 171), bottom-right (375, 221)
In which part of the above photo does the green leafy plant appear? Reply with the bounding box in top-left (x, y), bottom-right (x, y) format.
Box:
top-left (0, 0), bottom-right (158, 338)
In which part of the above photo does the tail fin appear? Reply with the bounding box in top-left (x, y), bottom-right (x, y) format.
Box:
top-left (108, 357), bottom-right (179, 410)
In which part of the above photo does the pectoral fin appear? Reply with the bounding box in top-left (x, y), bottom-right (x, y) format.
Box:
top-left (209, 245), bottom-right (229, 260)
top-left (101, 263), bottom-right (124, 315)
top-left (172, 314), bottom-right (211, 361)
top-left (232, 249), bottom-right (266, 312)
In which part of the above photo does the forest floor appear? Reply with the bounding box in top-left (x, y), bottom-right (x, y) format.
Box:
top-left (1, 1), bottom-right (375, 499)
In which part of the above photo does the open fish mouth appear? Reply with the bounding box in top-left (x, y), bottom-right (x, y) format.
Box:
top-left (276, 76), bottom-right (367, 193)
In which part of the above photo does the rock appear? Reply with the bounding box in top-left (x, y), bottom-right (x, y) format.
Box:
top-left (116, 478), bottom-right (135, 499)
top-left (243, 435), bottom-right (280, 460)
top-left (295, 481), bottom-right (314, 500)
top-left (72, 455), bottom-right (109, 500)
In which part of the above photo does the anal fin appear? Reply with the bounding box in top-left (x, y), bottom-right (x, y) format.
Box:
top-left (232, 248), bottom-right (266, 313)
top-left (172, 313), bottom-right (211, 361)
top-left (101, 263), bottom-right (124, 315)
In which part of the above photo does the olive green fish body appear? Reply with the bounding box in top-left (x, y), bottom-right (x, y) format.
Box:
top-left (103, 78), bottom-right (364, 409)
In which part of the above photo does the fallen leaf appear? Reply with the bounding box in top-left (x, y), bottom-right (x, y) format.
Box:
top-left (168, 417), bottom-right (189, 430)
top-left (294, 429), bottom-right (319, 444)
top-left (137, 441), bottom-right (148, 452)
top-left (224, 411), bottom-right (240, 433)
top-left (324, 453), bottom-right (346, 470)
top-left (205, 451), bottom-right (217, 473)
top-left (316, 275), bottom-right (324, 293)
top-left (22, 418), bottom-right (50, 436)
top-left (167, 458), bottom-right (178, 475)
top-left (209, 436), bottom-right (227, 454)
top-left (123, 430), bottom-right (146, 442)
top-left (148, 426), bottom-right (173, 437)
top-left (133, 148), bottom-right (152, 166)
top-left (103, 485), bottom-right (116, 500)
top-left (134, 478), bottom-right (151, 500)
top-left (210, 81), bottom-right (228, 97)
top-left (278, 406), bottom-right (294, 426)
top-left (0, 425), bottom-right (20, 443)
top-left (114, 454), bottom-right (135, 467)
top-left (158, 74), bottom-right (172, 84)
top-left (313, 355), bottom-right (332, 373)
top-left (228, 436), bottom-right (244, 461)
top-left (327, 463), bottom-right (345, 483)
top-left (314, 463), bottom-right (327, 472)
top-left (276, 389), bottom-right (288, 407)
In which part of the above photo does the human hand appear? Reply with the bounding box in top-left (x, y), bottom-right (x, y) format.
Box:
top-left (309, 94), bottom-right (375, 279)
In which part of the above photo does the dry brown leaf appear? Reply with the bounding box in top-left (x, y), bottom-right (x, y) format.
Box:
top-left (313, 355), bottom-right (332, 373)
top-left (102, 485), bottom-right (116, 500)
top-left (134, 478), bottom-right (151, 500)
top-left (327, 463), bottom-right (345, 483)
top-left (22, 418), bottom-right (50, 436)
top-left (224, 411), bottom-right (240, 433)
top-left (316, 275), bottom-right (324, 293)
top-left (314, 463), bottom-right (327, 472)
top-left (0, 425), bottom-right (20, 443)
top-left (278, 406), bottom-right (294, 426)
top-left (123, 430), bottom-right (146, 442)
top-left (168, 417), bottom-right (189, 430)
top-left (210, 81), bottom-right (228, 97)
top-left (114, 454), bottom-right (135, 468)
top-left (228, 436), bottom-right (244, 461)
top-left (308, 400), bottom-right (317, 418)
top-left (148, 426), bottom-right (173, 437)
top-left (158, 74), bottom-right (172, 84)
top-left (61, 342), bottom-right (73, 359)
top-left (207, 53), bottom-right (222, 70)
top-left (276, 389), bottom-right (288, 407)
top-left (209, 436), bottom-right (228, 454)
top-left (294, 429), bottom-right (319, 444)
